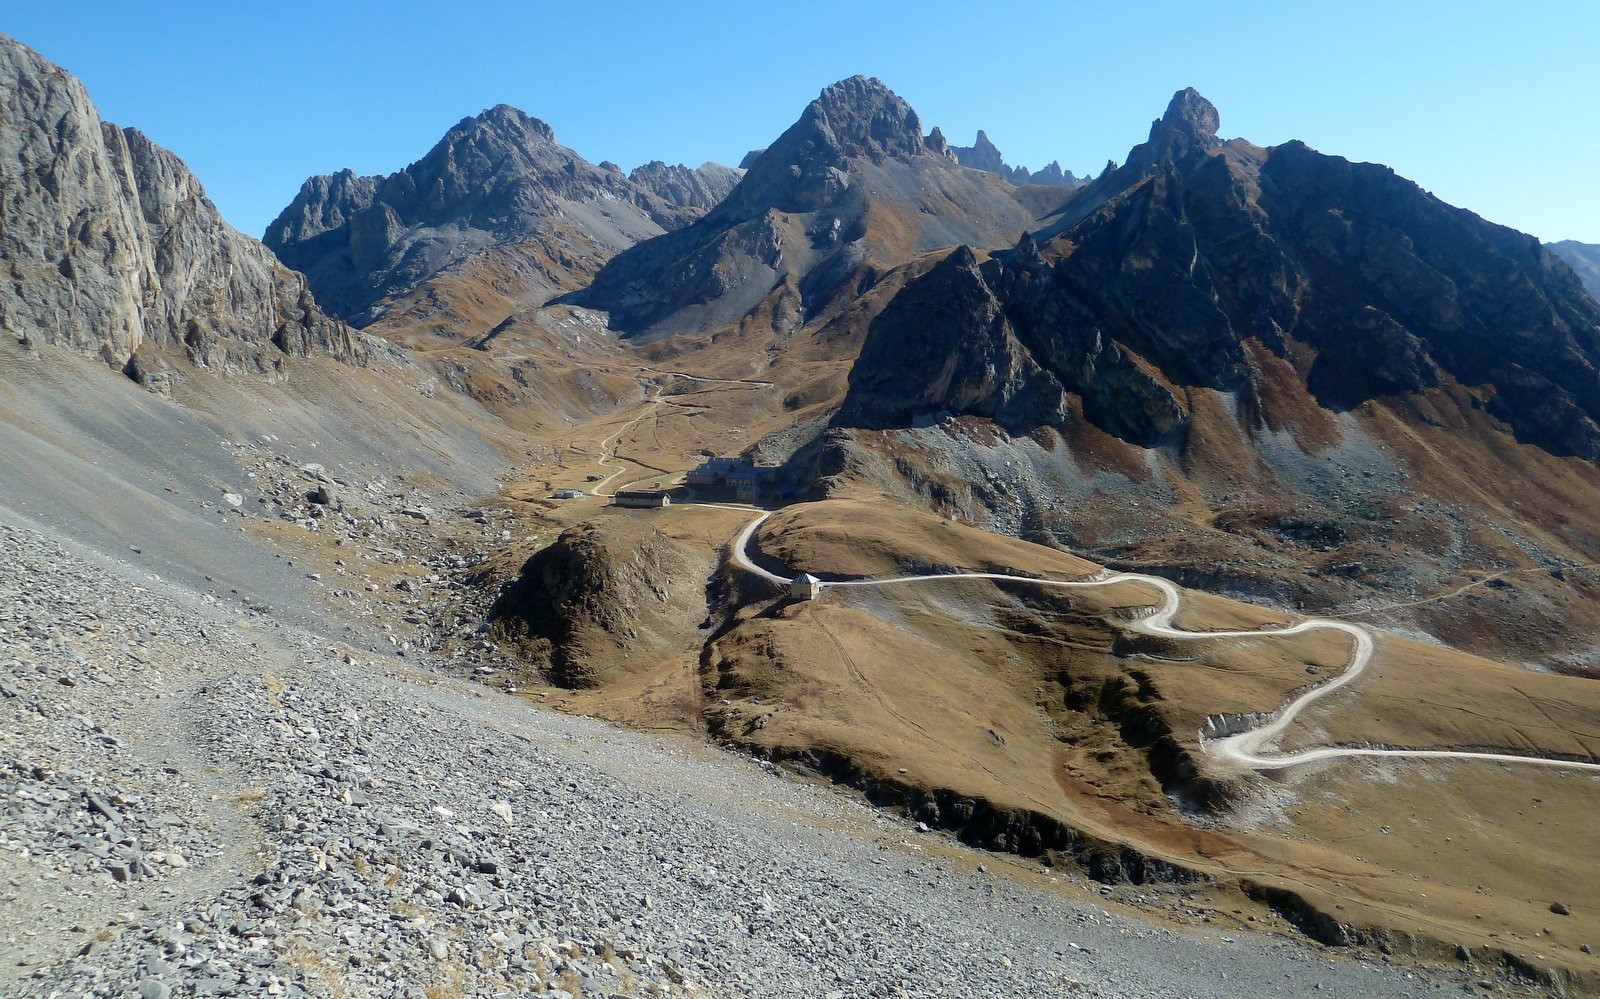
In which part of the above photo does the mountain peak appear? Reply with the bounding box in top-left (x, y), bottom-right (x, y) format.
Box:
top-left (455, 103), bottom-right (556, 146)
top-left (800, 75), bottom-right (924, 160)
top-left (1161, 87), bottom-right (1220, 142)
top-left (714, 76), bottom-right (928, 218)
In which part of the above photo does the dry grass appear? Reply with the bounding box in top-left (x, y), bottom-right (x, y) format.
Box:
top-left (557, 968), bottom-right (584, 997)
top-left (473, 307), bottom-right (1600, 982)
top-left (284, 944), bottom-right (348, 999)
top-left (693, 497), bottom-right (1600, 978)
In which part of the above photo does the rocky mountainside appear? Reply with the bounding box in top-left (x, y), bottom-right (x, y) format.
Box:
top-left (815, 88), bottom-right (1600, 672)
top-left (568, 76), bottom-right (1040, 337)
top-left (843, 88), bottom-right (1600, 459)
top-left (0, 35), bottom-right (362, 377)
top-left (952, 130), bottom-right (1084, 187)
top-left (263, 106), bottom-right (695, 326)
top-left (1552, 240), bottom-right (1600, 301)
top-left (628, 160), bottom-right (743, 213)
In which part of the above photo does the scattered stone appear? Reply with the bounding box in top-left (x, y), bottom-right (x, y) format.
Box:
top-left (138, 978), bottom-right (172, 999)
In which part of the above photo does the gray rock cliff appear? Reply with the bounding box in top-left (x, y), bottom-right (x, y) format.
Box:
top-left (0, 34), bottom-right (360, 375)
top-left (628, 161), bottom-right (743, 213)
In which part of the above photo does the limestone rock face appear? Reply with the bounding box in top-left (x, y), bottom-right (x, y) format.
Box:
top-left (0, 34), bottom-right (358, 373)
top-left (572, 77), bottom-right (1039, 337)
top-left (842, 88), bottom-right (1600, 459)
top-left (264, 105), bottom-right (694, 325)
top-left (628, 160), bottom-right (743, 213)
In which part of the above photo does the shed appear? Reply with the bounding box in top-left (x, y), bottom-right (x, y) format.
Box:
top-left (790, 572), bottom-right (822, 600)
top-left (551, 488), bottom-right (583, 500)
top-left (613, 489), bottom-right (671, 509)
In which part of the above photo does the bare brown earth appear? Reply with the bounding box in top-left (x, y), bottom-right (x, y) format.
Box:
top-left (216, 237), bottom-right (1596, 987)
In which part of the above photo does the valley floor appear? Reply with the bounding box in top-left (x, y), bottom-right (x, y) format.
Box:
top-left (0, 512), bottom-right (1480, 998)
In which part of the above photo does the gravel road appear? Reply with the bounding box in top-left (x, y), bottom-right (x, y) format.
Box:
top-left (1, 514), bottom-right (1482, 997)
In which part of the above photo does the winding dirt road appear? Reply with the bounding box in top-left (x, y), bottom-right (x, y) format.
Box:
top-left (726, 513), bottom-right (1600, 777)
top-left (581, 387), bottom-right (1600, 779)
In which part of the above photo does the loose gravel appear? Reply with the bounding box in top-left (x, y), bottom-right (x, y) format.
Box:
top-left (1, 516), bottom-right (1482, 997)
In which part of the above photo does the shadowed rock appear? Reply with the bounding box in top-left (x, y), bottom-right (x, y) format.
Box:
top-left (841, 88), bottom-right (1600, 459)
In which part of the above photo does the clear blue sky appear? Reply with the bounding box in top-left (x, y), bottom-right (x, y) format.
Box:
top-left (5, 1), bottom-right (1597, 243)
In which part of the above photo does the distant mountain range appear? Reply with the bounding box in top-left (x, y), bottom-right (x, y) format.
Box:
top-left (951, 130), bottom-right (1084, 187)
top-left (9, 24), bottom-right (1600, 665)
top-left (1552, 240), bottom-right (1600, 301)
top-left (565, 76), bottom-right (1057, 338)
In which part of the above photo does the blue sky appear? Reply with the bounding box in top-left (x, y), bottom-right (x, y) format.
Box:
top-left (6, 1), bottom-right (1597, 242)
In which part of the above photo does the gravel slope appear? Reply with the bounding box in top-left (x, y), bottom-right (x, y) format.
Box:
top-left (1, 514), bottom-right (1477, 998)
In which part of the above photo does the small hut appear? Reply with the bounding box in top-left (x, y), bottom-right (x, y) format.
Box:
top-left (790, 573), bottom-right (822, 601)
top-left (613, 489), bottom-right (671, 508)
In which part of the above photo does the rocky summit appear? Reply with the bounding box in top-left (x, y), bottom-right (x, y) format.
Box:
top-left (568, 76), bottom-right (1040, 337)
top-left (627, 160), bottom-right (744, 213)
top-left (264, 105), bottom-right (693, 325)
top-left (0, 35), bottom-right (361, 378)
top-left (843, 88), bottom-right (1600, 458)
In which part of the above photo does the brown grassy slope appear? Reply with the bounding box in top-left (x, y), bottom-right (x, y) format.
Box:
top-left (488, 517), bottom-right (709, 689)
top-left (821, 363), bottom-right (1600, 672)
top-left (695, 498), bottom-right (1600, 980)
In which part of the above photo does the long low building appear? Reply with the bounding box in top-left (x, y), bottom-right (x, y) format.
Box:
top-left (686, 454), bottom-right (784, 502)
top-left (613, 490), bottom-right (671, 509)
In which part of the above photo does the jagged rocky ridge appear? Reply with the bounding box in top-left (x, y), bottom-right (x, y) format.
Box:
top-left (841, 88), bottom-right (1600, 459)
top-left (0, 35), bottom-right (361, 376)
top-left (569, 76), bottom-right (1037, 337)
top-left (264, 106), bottom-right (696, 325)
top-left (628, 160), bottom-right (744, 213)
top-left (952, 130), bottom-right (1084, 187)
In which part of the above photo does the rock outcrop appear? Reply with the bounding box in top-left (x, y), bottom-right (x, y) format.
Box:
top-left (628, 160), bottom-right (743, 213)
top-left (264, 105), bottom-right (695, 325)
top-left (488, 520), bottom-right (706, 689)
top-left (0, 35), bottom-right (361, 374)
top-left (569, 76), bottom-right (1040, 337)
top-left (952, 131), bottom-right (1083, 187)
top-left (1552, 241), bottom-right (1600, 302)
top-left (842, 88), bottom-right (1600, 459)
